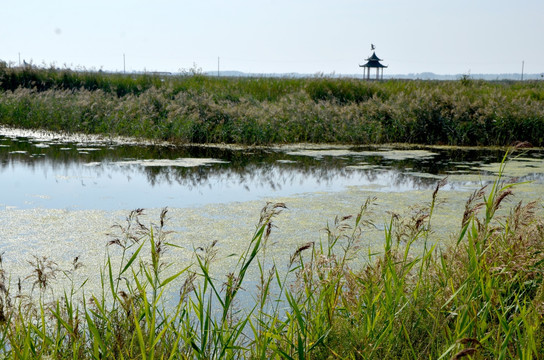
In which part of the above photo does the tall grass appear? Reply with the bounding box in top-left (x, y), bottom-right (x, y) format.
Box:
top-left (0, 151), bottom-right (542, 358)
top-left (1, 62), bottom-right (544, 146)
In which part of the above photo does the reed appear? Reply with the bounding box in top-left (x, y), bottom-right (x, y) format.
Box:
top-left (1, 62), bottom-right (543, 146)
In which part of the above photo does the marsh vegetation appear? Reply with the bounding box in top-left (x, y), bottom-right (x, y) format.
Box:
top-left (1, 63), bottom-right (543, 146)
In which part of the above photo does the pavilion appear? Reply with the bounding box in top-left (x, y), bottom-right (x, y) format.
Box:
top-left (359, 48), bottom-right (387, 80)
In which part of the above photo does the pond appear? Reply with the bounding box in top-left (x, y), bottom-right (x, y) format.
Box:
top-left (1, 126), bottom-right (544, 295)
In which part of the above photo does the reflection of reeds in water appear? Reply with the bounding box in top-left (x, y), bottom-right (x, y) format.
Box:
top-left (3, 133), bottom-right (503, 196)
top-left (0, 154), bottom-right (542, 358)
top-left (1, 63), bottom-right (543, 146)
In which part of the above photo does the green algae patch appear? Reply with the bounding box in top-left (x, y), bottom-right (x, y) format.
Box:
top-left (345, 163), bottom-right (379, 171)
top-left (276, 159), bottom-right (298, 164)
top-left (404, 171), bottom-right (446, 180)
top-left (285, 148), bottom-right (438, 161)
top-left (475, 157), bottom-right (544, 178)
top-left (112, 158), bottom-right (229, 167)
top-left (285, 149), bottom-right (362, 158)
top-left (357, 149), bottom-right (438, 160)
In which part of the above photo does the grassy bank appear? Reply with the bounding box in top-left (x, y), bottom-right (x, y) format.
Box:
top-left (0, 152), bottom-right (542, 359)
top-left (1, 62), bottom-right (544, 146)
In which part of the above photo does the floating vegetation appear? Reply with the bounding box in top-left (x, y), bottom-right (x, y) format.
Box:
top-left (476, 156), bottom-right (544, 178)
top-left (275, 159), bottom-right (297, 164)
top-left (112, 158), bottom-right (229, 167)
top-left (285, 149), bottom-right (364, 158)
top-left (284, 149), bottom-right (438, 161)
top-left (345, 162), bottom-right (378, 170)
top-left (76, 147), bottom-right (101, 152)
top-left (357, 149), bottom-right (439, 160)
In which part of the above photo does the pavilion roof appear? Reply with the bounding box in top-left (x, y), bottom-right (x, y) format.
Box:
top-left (359, 61), bottom-right (387, 68)
top-left (366, 52), bottom-right (383, 61)
top-left (359, 51), bottom-right (387, 68)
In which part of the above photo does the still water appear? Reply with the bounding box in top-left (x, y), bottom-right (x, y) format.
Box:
top-left (1, 127), bottom-right (543, 293)
top-left (3, 128), bottom-right (541, 211)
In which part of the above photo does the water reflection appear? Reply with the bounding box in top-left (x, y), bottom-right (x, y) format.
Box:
top-left (1, 131), bottom-right (543, 210)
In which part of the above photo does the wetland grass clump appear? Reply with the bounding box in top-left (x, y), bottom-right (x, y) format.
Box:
top-left (0, 153), bottom-right (543, 359)
top-left (1, 62), bottom-right (544, 146)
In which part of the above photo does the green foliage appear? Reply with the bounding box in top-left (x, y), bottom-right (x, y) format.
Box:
top-left (1, 64), bottom-right (544, 146)
top-left (306, 77), bottom-right (388, 104)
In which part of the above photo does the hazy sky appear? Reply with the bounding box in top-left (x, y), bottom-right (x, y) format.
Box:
top-left (2, 0), bottom-right (543, 75)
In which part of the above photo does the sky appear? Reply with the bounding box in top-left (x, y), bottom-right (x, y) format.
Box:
top-left (1, 0), bottom-right (543, 75)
